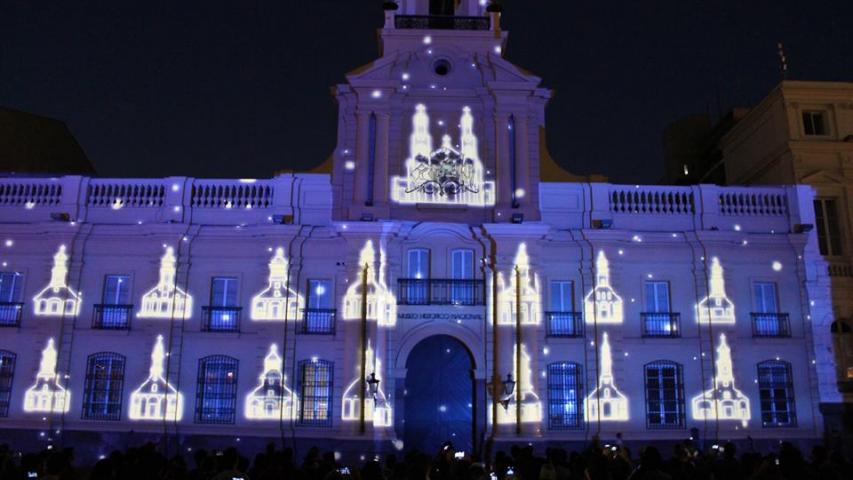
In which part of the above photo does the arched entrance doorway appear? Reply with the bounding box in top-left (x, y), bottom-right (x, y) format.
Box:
top-left (404, 335), bottom-right (475, 455)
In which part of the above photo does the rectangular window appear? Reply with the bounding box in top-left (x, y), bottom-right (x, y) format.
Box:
top-left (814, 198), bottom-right (843, 256)
top-left (299, 359), bottom-right (333, 426)
top-left (547, 362), bottom-right (583, 429)
top-left (0, 272), bottom-right (23, 327)
top-left (0, 351), bottom-right (16, 417)
top-left (758, 361), bottom-right (797, 427)
top-left (549, 280), bottom-right (574, 312)
top-left (753, 282), bottom-right (778, 313)
top-left (644, 281), bottom-right (670, 313)
top-left (82, 353), bottom-right (126, 421)
top-left (802, 110), bottom-right (827, 136)
top-left (645, 361), bottom-right (685, 429)
top-left (195, 355), bottom-right (239, 424)
top-left (451, 249), bottom-right (475, 305)
top-left (210, 277), bottom-right (239, 307)
top-left (406, 249), bottom-right (430, 305)
top-left (304, 280), bottom-right (335, 334)
top-left (102, 275), bottom-right (130, 305)
top-left (95, 275), bottom-right (132, 329)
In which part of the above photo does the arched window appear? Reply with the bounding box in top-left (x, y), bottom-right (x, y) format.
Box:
top-left (644, 360), bottom-right (685, 429)
top-left (195, 355), bottom-right (239, 424)
top-left (298, 359), bottom-right (333, 426)
top-left (547, 362), bottom-right (582, 429)
top-left (82, 352), bottom-right (126, 421)
top-left (757, 360), bottom-right (796, 427)
top-left (0, 350), bottom-right (16, 417)
top-left (831, 320), bottom-right (853, 383)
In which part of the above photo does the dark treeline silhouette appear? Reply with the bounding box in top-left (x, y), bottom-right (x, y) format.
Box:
top-left (0, 437), bottom-right (849, 480)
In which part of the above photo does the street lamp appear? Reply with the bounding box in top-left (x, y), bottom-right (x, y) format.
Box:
top-left (502, 373), bottom-right (515, 396)
top-left (367, 372), bottom-right (380, 399)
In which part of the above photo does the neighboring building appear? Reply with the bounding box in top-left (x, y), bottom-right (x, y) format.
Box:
top-left (665, 81), bottom-right (853, 446)
top-left (0, 2), bottom-right (838, 460)
top-left (0, 107), bottom-right (95, 175)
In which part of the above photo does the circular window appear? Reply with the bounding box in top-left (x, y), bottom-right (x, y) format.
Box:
top-left (433, 59), bottom-right (452, 76)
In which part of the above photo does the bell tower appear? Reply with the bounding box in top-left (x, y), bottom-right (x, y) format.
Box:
top-left (331, 1), bottom-right (550, 223)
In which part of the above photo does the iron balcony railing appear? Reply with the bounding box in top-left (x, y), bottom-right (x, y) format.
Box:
top-left (545, 311), bottom-right (584, 338)
top-left (202, 306), bottom-right (242, 332)
top-left (751, 312), bottom-right (791, 337)
top-left (92, 304), bottom-right (133, 330)
top-left (394, 14), bottom-right (490, 31)
top-left (397, 279), bottom-right (485, 306)
top-left (642, 312), bottom-right (681, 337)
top-left (301, 308), bottom-right (336, 335)
top-left (0, 302), bottom-right (23, 327)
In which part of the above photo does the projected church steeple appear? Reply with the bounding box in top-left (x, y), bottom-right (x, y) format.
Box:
top-left (585, 332), bottom-right (629, 422)
top-left (138, 247), bottom-right (193, 319)
top-left (584, 251), bottom-right (624, 325)
top-left (691, 333), bottom-right (750, 426)
top-left (33, 245), bottom-right (82, 317)
top-left (696, 257), bottom-right (735, 325)
top-left (23, 338), bottom-right (70, 413)
top-left (129, 335), bottom-right (184, 421)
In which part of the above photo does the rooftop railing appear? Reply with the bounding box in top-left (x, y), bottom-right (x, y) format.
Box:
top-left (394, 15), bottom-right (490, 31)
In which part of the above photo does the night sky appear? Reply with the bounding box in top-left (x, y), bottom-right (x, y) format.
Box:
top-left (2, 1), bottom-right (852, 183)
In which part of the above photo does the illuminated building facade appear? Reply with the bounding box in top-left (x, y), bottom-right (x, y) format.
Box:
top-left (0, 0), bottom-right (839, 458)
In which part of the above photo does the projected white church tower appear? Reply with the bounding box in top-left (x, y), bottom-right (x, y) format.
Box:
top-left (129, 335), bottom-right (184, 421)
top-left (138, 247), bottom-right (193, 319)
top-left (251, 248), bottom-right (303, 321)
top-left (23, 339), bottom-right (70, 414)
top-left (341, 340), bottom-right (392, 428)
top-left (696, 257), bottom-right (736, 325)
top-left (584, 251), bottom-right (624, 325)
top-left (585, 332), bottom-right (629, 422)
top-left (32, 245), bottom-right (82, 317)
top-left (692, 333), bottom-right (751, 426)
top-left (245, 344), bottom-right (298, 420)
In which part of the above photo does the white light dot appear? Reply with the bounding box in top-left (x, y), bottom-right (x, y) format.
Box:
top-left (618, 249), bottom-right (624, 255)
top-left (494, 46), bottom-right (502, 54)
top-left (515, 188), bottom-right (526, 199)
top-left (24, 201), bottom-right (35, 209)
top-left (423, 35), bottom-right (432, 45)
top-left (772, 261), bottom-right (783, 271)
top-left (173, 206), bottom-right (181, 213)
top-left (4, 239), bottom-right (12, 247)
top-left (632, 235), bottom-right (642, 242)
top-left (345, 161), bottom-right (355, 170)
top-left (402, 72), bottom-right (410, 81)
top-left (646, 273), bottom-right (653, 279)
top-left (371, 89), bottom-right (382, 99)
top-left (543, 347), bottom-right (549, 355)
top-left (438, 120), bottom-right (445, 126)
top-left (734, 224), bottom-right (741, 231)
top-left (171, 184), bottom-right (180, 192)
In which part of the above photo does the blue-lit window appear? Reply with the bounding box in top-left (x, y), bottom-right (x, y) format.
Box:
top-left (644, 281), bottom-right (670, 312)
top-left (758, 360), bottom-right (796, 427)
top-left (643, 281), bottom-right (680, 337)
top-left (204, 277), bottom-right (241, 332)
top-left (95, 275), bottom-right (132, 329)
top-left (0, 350), bottom-right (16, 417)
top-left (304, 279), bottom-right (335, 334)
top-left (547, 362), bottom-right (582, 429)
top-left (550, 281), bottom-right (574, 311)
top-left (82, 352), bottom-right (125, 421)
top-left (644, 360), bottom-right (685, 429)
top-left (752, 282), bottom-right (789, 337)
top-left (298, 359), bottom-right (333, 426)
top-left (195, 355), bottom-right (239, 424)
top-left (406, 249), bottom-right (430, 304)
top-left (0, 272), bottom-right (23, 327)
top-left (754, 282), bottom-right (778, 313)
top-left (451, 249), bottom-right (475, 304)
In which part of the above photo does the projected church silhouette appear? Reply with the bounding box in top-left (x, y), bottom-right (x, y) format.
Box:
top-left (696, 257), bottom-right (736, 325)
top-left (251, 248), bottom-right (304, 321)
top-left (497, 243), bottom-right (541, 326)
top-left (245, 344), bottom-right (298, 420)
top-left (692, 333), bottom-right (751, 426)
top-left (585, 332), bottom-right (629, 422)
top-left (584, 251), bottom-right (623, 325)
top-left (342, 240), bottom-right (396, 327)
top-left (128, 335), bottom-right (184, 421)
top-left (32, 245), bottom-right (82, 317)
top-left (23, 338), bottom-right (70, 414)
top-left (341, 340), bottom-right (392, 428)
top-left (495, 344), bottom-right (542, 424)
top-left (138, 247), bottom-right (193, 319)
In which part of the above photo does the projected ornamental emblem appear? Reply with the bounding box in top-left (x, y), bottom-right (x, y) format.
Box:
top-left (138, 247), bottom-right (193, 319)
top-left (696, 257), bottom-right (736, 325)
top-left (691, 333), bottom-right (751, 426)
top-left (128, 335), bottom-right (184, 421)
top-left (251, 248), bottom-right (304, 321)
top-left (245, 344), bottom-right (299, 420)
top-left (33, 245), bottom-right (82, 317)
top-left (391, 104), bottom-right (495, 206)
top-left (585, 332), bottom-right (629, 422)
top-left (497, 243), bottom-right (541, 326)
top-left (584, 251), bottom-right (624, 325)
top-left (341, 340), bottom-right (392, 428)
top-left (23, 338), bottom-right (70, 414)
top-left (494, 344), bottom-right (542, 424)
top-left (342, 240), bottom-right (397, 327)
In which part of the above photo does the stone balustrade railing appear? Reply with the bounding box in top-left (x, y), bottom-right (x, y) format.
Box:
top-left (0, 175), bottom-right (814, 233)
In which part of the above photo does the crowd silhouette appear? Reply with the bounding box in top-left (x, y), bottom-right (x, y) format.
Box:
top-left (0, 436), bottom-right (849, 480)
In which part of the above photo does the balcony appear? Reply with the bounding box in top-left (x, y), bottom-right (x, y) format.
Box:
top-left (202, 306), bottom-right (242, 332)
top-left (394, 15), bottom-right (490, 31)
top-left (0, 302), bottom-right (23, 327)
top-left (92, 304), bottom-right (133, 330)
top-left (751, 313), bottom-right (791, 337)
top-left (642, 312), bottom-right (681, 337)
top-left (545, 312), bottom-right (583, 338)
top-left (398, 279), bottom-right (485, 306)
top-left (301, 308), bottom-right (336, 335)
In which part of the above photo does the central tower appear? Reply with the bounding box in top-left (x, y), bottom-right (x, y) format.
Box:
top-left (331, 0), bottom-right (550, 223)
